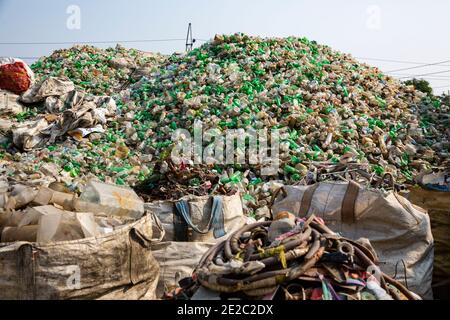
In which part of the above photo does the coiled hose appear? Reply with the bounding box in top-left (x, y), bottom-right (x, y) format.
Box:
top-left (194, 214), bottom-right (417, 300)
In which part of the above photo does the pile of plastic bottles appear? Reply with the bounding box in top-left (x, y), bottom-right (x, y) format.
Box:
top-left (0, 34), bottom-right (448, 217)
top-left (31, 44), bottom-right (166, 96)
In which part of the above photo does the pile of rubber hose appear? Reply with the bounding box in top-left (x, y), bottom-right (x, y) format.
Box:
top-left (193, 213), bottom-right (420, 300)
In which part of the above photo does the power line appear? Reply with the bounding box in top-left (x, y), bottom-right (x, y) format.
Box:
top-left (388, 72), bottom-right (450, 78)
top-left (388, 73), bottom-right (450, 81)
top-left (432, 84), bottom-right (450, 89)
top-left (392, 76), bottom-right (450, 81)
top-left (386, 59), bottom-right (450, 73)
top-left (399, 77), bottom-right (450, 81)
top-left (398, 69), bottom-right (450, 79)
top-left (6, 38), bottom-right (211, 61)
top-left (355, 56), bottom-right (450, 67)
top-left (0, 38), bottom-right (186, 45)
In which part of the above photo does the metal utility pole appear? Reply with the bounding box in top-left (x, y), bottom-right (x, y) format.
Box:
top-left (185, 23), bottom-right (195, 52)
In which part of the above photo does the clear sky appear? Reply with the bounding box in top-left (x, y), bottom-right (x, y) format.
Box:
top-left (1, 0), bottom-right (450, 93)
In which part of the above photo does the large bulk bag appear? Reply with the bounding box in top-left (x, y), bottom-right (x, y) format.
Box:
top-left (0, 57), bottom-right (34, 94)
top-left (152, 241), bottom-right (214, 297)
top-left (272, 180), bottom-right (434, 299)
top-left (147, 192), bottom-right (247, 298)
top-left (406, 186), bottom-right (450, 297)
top-left (145, 192), bottom-right (246, 242)
top-left (0, 213), bottom-right (162, 300)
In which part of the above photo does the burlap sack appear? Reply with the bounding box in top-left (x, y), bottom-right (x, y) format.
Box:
top-left (272, 181), bottom-right (434, 299)
top-left (406, 186), bottom-right (450, 294)
top-left (152, 241), bottom-right (214, 297)
top-left (145, 192), bottom-right (245, 242)
top-left (0, 213), bottom-right (162, 300)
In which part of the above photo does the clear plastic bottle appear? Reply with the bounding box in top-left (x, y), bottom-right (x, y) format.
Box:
top-left (74, 180), bottom-right (144, 219)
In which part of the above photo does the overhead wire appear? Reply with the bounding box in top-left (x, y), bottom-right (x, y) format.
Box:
top-left (388, 72), bottom-right (450, 79)
top-left (355, 57), bottom-right (450, 68)
top-left (0, 38), bottom-right (187, 45)
top-left (388, 74), bottom-right (450, 81)
top-left (431, 84), bottom-right (450, 89)
top-left (398, 69), bottom-right (450, 79)
top-left (386, 59), bottom-right (450, 73)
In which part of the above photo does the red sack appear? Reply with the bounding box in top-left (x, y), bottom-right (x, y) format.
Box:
top-left (0, 58), bottom-right (34, 94)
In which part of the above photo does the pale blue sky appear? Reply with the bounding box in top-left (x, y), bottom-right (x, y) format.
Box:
top-left (1, 0), bottom-right (450, 93)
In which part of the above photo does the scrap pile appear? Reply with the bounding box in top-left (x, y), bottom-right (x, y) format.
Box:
top-left (31, 44), bottom-right (166, 95)
top-left (189, 213), bottom-right (419, 300)
top-left (121, 34), bottom-right (447, 195)
top-left (0, 75), bottom-right (131, 189)
top-left (0, 34), bottom-right (448, 216)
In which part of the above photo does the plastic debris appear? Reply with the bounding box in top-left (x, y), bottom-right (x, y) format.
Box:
top-left (0, 179), bottom-right (143, 243)
top-left (32, 186), bottom-right (75, 210)
top-left (31, 45), bottom-right (166, 96)
top-left (36, 209), bottom-right (86, 242)
top-left (0, 90), bottom-right (24, 116)
top-left (75, 180), bottom-right (145, 218)
top-left (1, 225), bottom-right (38, 242)
top-left (20, 77), bottom-right (74, 104)
top-left (416, 170), bottom-right (450, 192)
top-left (4, 184), bottom-right (38, 210)
top-left (11, 76), bottom-right (116, 151)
